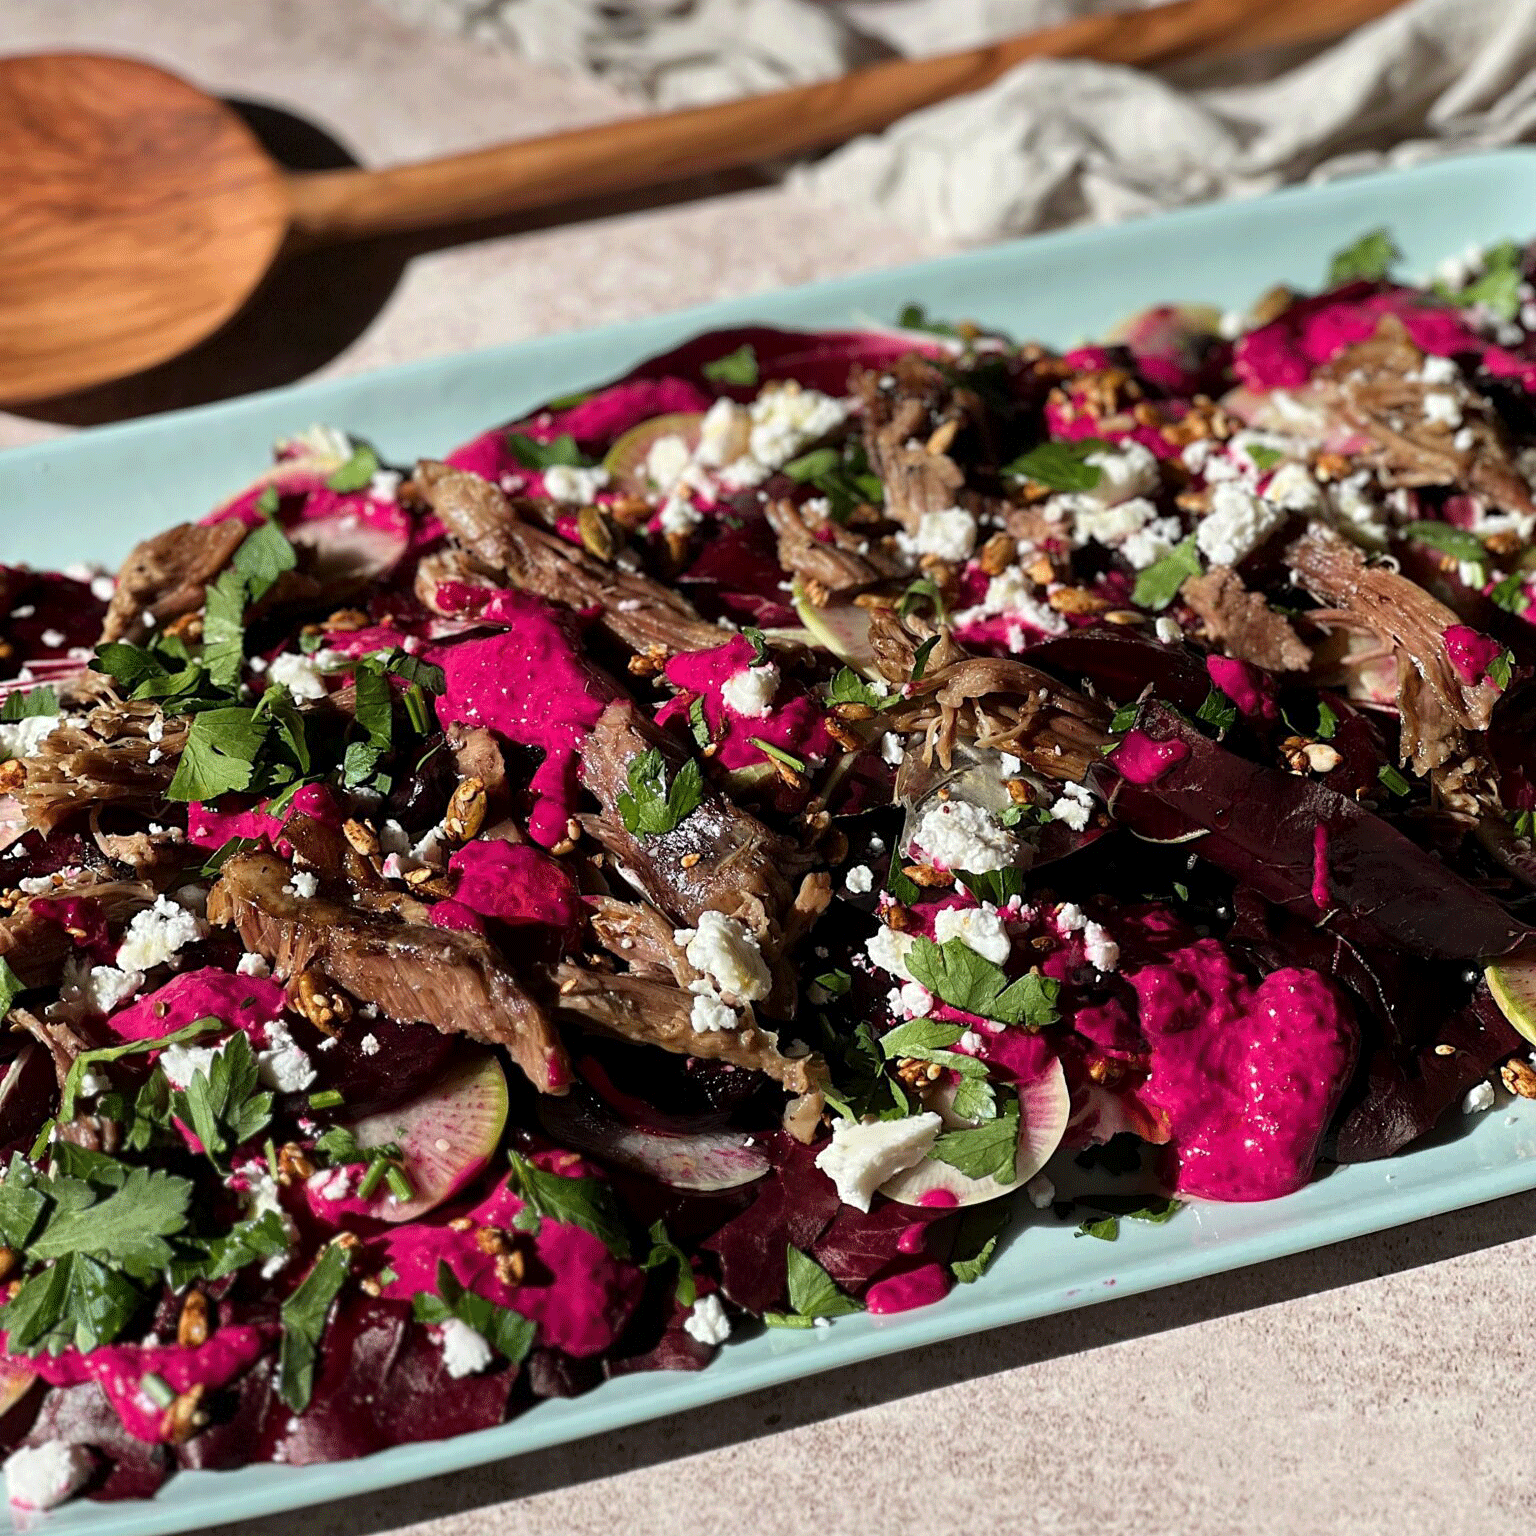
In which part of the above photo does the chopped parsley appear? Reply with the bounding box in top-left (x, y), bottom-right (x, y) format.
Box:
top-left (617, 749), bottom-right (705, 837)
top-left (928, 1094), bottom-right (1020, 1184)
top-left (1001, 438), bottom-right (1109, 493)
top-left (1131, 535), bottom-right (1202, 612)
top-left (950, 1202), bottom-right (1011, 1285)
top-left (325, 441), bottom-right (381, 492)
top-left (641, 1220), bottom-right (696, 1308)
top-left (1327, 227), bottom-right (1400, 285)
top-left (278, 1241), bottom-right (354, 1412)
top-left (1400, 521), bottom-right (1487, 564)
top-left (825, 668), bottom-right (886, 709)
top-left (506, 1151), bottom-right (630, 1259)
top-left (1246, 443), bottom-right (1284, 472)
top-left (505, 432), bottom-right (585, 471)
top-left (412, 1259), bottom-right (536, 1366)
top-left (701, 344), bottom-right (759, 388)
top-left (1437, 239), bottom-right (1525, 322)
top-left (905, 938), bottom-right (1061, 1028)
top-left (909, 635), bottom-right (940, 682)
top-left (0, 685), bottom-right (57, 723)
top-left (763, 1245), bottom-right (862, 1328)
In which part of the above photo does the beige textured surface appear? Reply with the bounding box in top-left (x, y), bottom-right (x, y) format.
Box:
top-left (3, 5), bottom-right (1534, 1533)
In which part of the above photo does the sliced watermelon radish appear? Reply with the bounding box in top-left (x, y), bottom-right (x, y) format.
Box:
top-left (1487, 954), bottom-right (1536, 1047)
top-left (537, 1090), bottom-right (769, 1191)
top-left (305, 1049), bottom-right (509, 1225)
top-left (879, 1056), bottom-right (1070, 1207)
top-left (791, 583), bottom-right (879, 676)
top-left (602, 412), bottom-right (704, 496)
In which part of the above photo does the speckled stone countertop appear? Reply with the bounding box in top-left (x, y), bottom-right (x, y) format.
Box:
top-left (1, 5), bottom-right (1533, 1533)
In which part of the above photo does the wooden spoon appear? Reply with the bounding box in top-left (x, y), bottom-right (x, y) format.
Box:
top-left (0, 0), bottom-right (1401, 404)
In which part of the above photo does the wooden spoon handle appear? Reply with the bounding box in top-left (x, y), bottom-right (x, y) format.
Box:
top-left (286, 0), bottom-right (1402, 245)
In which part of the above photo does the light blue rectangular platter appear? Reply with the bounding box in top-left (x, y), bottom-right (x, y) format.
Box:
top-left (4, 150), bottom-right (1536, 1535)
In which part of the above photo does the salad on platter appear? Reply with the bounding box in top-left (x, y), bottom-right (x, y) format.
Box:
top-left (2, 227), bottom-right (1536, 1511)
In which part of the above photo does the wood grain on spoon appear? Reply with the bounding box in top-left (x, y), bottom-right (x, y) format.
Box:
top-left (0, 0), bottom-right (1403, 404)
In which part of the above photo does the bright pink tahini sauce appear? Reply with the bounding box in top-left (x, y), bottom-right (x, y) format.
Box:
top-left (865, 1263), bottom-right (951, 1314)
top-left (1444, 624), bottom-right (1503, 687)
top-left (1109, 730), bottom-right (1189, 784)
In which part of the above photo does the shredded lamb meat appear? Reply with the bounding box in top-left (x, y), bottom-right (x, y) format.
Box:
top-left (1182, 566), bottom-right (1313, 672)
top-left (100, 521), bottom-right (248, 644)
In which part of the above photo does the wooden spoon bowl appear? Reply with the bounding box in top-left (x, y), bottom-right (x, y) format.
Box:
top-left (0, 0), bottom-right (1404, 406)
top-left (0, 54), bottom-right (289, 402)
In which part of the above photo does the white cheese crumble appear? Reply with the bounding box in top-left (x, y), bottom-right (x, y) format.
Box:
top-left (159, 1041), bottom-right (224, 1091)
top-left (1195, 481), bottom-right (1285, 569)
top-left (880, 731), bottom-right (906, 766)
top-left (39, 629), bottom-right (65, 649)
top-left (359, 1033), bottom-right (380, 1056)
top-left (1082, 920), bottom-right (1121, 973)
top-left (1049, 781), bottom-right (1095, 832)
top-left (541, 463), bottom-right (610, 504)
top-left (694, 397), bottom-right (751, 468)
top-left (1119, 515), bottom-right (1184, 571)
top-left (1423, 391), bottom-right (1463, 428)
top-left (844, 864), bottom-right (874, 895)
top-left (0, 713), bottom-right (60, 761)
top-left (682, 1293), bottom-right (732, 1346)
top-left (674, 911), bottom-right (771, 1002)
top-left (910, 800), bottom-right (1018, 873)
top-left (243, 1171), bottom-right (297, 1277)
top-left (908, 507), bottom-right (978, 563)
top-left (814, 1113), bottom-right (943, 1212)
top-left (720, 662), bottom-right (779, 718)
top-left (951, 565), bottom-right (1068, 637)
top-left (1079, 442), bottom-right (1159, 508)
top-left (439, 1317), bottom-right (494, 1378)
top-left (1417, 354), bottom-right (1459, 385)
top-left (1070, 495), bottom-right (1157, 551)
top-left (257, 1019), bottom-right (316, 1094)
top-left (865, 925), bottom-right (916, 983)
top-left (1025, 1172), bottom-right (1056, 1210)
top-left (267, 651), bottom-right (329, 702)
top-left (236, 951), bottom-right (271, 978)
top-left (932, 902), bottom-right (1011, 965)
top-left (1155, 615), bottom-right (1183, 644)
top-left (1054, 902), bottom-right (1087, 935)
top-left (48, 960), bottom-right (142, 1023)
top-left (745, 381), bottom-right (847, 473)
top-left (1463, 1080), bottom-right (1496, 1114)
top-left (658, 491), bottom-right (703, 537)
top-left (4, 1442), bottom-right (94, 1511)
top-left (116, 896), bottom-right (205, 972)
top-left (1263, 462), bottom-right (1324, 514)
top-left (645, 434), bottom-right (693, 492)
top-left (285, 870), bottom-right (320, 900)
top-left (897, 980), bottom-right (933, 1019)
top-left (689, 992), bottom-right (739, 1034)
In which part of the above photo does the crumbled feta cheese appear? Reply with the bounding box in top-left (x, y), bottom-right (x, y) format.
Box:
top-left (359, 1033), bottom-right (380, 1056)
top-left (683, 1292), bottom-right (731, 1346)
top-left (694, 397), bottom-right (750, 468)
top-left (369, 469), bottom-right (402, 503)
top-left (880, 731), bottom-right (906, 766)
top-left (720, 662), bottom-right (779, 718)
top-left (745, 381), bottom-right (847, 472)
top-left (159, 1041), bottom-right (224, 1091)
top-left (814, 1113), bottom-right (942, 1212)
top-left (1155, 615), bottom-right (1182, 644)
top-left (439, 1317), bottom-right (494, 1378)
top-left (0, 713), bottom-right (59, 761)
top-left (909, 507), bottom-right (978, 563)
top-left (1196, 481), bottom-right (1285, 568)
top-left (1083, 920), bottom-right (1121, 973)
top-left (307, 1163), bottom-right (357, 1202)
top-left (1463, 1080), bottom-right (1496, 1114)
top-left (268, 651), bottom-right (328, 702)
top-left (844, 864), bottom-right (874, 895)
top-left (952, 566), bottom-right (1068, 637)
top-left (116, 896), bottom-right (205, 972)
top-left (48, 959), bottom-right (143, 1025)
top-left (1423, 391), bottom-right (1463, 428)
top-left (1417, 354), bottom-right (1459, 385)
top-left (541, 463), bottom-right (610, 504)
top-left (689, 992), bottom-right (738, 1034)
top-left (285, 870), bottom-right (320, 900)
top-left (1054, 902), bottom-right (1087, 934)
top-left (1025, 1172), bottom-right (1056, 1209)
top-left (898, 980), bottom-right (933, 1019)
top-left (910, 800), bottom-right (1017, 874)
top-left (4, 1441), bottom-right (94, 1510)
top-left (1071, 495), bottom-right (1157, 550)
top-left (378, 820), bottom-right (411, 855)
top-left (1263, 461), bottom-right (1324, 513)
top-left (998, 752), bottom-right (1023, 778)
top-left (866, 925), bottom-right (916, 982)
top-left (658, 492), bottom-right (702, 536)
top-left (932, 902), bottom-right (1011, 965)
top-left (236, 951), bottom-right (270, 978)
top-left (1079, 442), bottom-right (1159, 508)
top-left (39, 629), bottom-right (65, 649)
top-left (1049, 781), bottom-right (1095, 832)
top-left (645, 434), bottom-right (693, 492)
top-left (1118, 514), bottom-right (1183, 571)
top-left (1454, 426), bottom-right (1476, 452)
top-left (674, 911), bottom-right (770, 1002)
top-left (91, 574), bottom-right (116, 602)
top-left (257, 1019), bottom-right (316, 1093)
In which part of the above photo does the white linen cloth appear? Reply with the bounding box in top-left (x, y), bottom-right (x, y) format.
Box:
top-left (370, 0), bottom-right (1536, 244)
